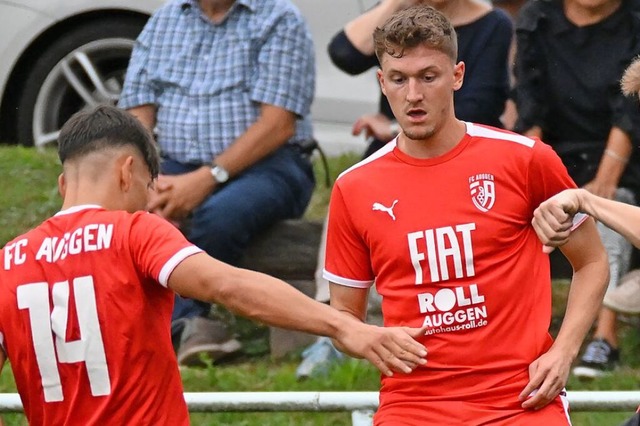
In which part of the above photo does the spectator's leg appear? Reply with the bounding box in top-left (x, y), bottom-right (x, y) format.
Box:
top-left (188, 145), bottom-right (314, 266)
top-left (174, 146), bottom-right (314, 364)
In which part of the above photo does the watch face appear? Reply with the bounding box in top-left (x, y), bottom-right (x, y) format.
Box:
top-left (212, 165), bottom-right (229, 183)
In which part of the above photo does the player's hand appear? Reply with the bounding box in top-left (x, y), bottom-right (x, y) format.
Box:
top-left (352, 114), bottom-right (396, 142)
top-left (147, 167), bottom-right (214, 220)
top-left (335, 324), bottom-right (427, 377)
top-left (519, 347), bottom-right (572, 410)
top-left (531, 189), bottom-right (582, 253)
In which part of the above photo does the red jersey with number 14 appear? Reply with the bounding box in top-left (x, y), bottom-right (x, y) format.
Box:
top-left (324, 123), bottom-right (577, 425)
top-left (0, 206), bottom-right (202, 426)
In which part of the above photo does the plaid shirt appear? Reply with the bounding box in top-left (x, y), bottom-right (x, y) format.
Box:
top-left (119, 0), bottom-right (315, 164)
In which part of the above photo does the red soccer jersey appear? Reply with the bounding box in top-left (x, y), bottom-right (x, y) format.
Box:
top-left (324, 123), bottom-right (577, 425)
top-left (0, 205), bottom-right (202, 425)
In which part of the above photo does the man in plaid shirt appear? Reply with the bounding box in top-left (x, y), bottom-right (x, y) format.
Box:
top-left (119, 0), bottom-right (316, 366)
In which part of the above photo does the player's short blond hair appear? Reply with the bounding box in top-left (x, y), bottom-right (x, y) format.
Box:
top-left (373, 5), bottom-right (458, 63)
top-left (621, 57), bottom-right (640, 98)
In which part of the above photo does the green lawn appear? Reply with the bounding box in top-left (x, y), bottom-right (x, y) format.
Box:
top-left (0, 146), bottom-right (638, 425)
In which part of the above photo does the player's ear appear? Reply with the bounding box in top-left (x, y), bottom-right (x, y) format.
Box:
top-left (453, 61), bottom-right (465, 92)
top-left (119, 155), bottom-right (135, 192)
top-left (57, 173), bottom-right (66, 198)
top-left (377, 68), bottom-right (387, 97)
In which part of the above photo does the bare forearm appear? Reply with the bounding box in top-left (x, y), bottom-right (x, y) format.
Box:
top-left (580, 190), bottom-right (640, 247)
top-left (218, 268), bottom-right (351, 337)
top-left (170, 254), bottom-right (428, 375)
top-left (550, 217), bottom-right (608, 360)
top-left (213, 104), bottom-right (295, 177)
top-left (552, 259), bottom-right (609, 360)
top-left (345, 0), bottom-right (404, 55)
top-left (591, 127), bottom-right (632, 188)
top-left (329, 284), bottom-right (370, 357)
top-left (171, 255), bottom-right (349, 339)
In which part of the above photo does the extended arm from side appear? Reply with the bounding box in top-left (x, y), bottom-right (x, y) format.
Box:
top-left (533, 188), bottom-right (640, 250)
top-left (168, 253), bottom-right (427, 377)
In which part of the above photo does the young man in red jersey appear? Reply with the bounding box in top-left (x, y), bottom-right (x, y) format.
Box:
top-left (0, 105), bottom-right (427, 426)
top-left (323, 5), bottom-right (609, 425)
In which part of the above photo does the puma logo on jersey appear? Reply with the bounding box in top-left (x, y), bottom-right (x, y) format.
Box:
top-left (372, 200), bottom-right (398, 221)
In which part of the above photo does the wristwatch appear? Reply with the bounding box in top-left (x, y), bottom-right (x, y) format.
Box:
top-left (210, 163), bottom-right (229, 184)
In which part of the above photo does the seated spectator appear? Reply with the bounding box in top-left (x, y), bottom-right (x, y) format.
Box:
top-left (513, 0), bottom-right (640, 378)
top-left (298, 0), bottom-right (514, 379)
top-left (118, 0), bottom-right (317, 366)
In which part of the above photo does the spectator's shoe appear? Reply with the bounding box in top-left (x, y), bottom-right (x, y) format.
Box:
top-left (572, 338), bottom-right (620, 379)
top-left (603, 269), bottom-right (640, 315)
top-left (177, 317), bottom-right (242, 367)
top-left (295, 337), bottom-right (344, 380)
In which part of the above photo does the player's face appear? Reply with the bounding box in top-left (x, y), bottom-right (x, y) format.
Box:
top-left (377, 44), bottom-right (463, 142)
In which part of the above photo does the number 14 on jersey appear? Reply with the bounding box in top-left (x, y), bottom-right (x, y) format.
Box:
top-left (17, 275), bottom-right (110, 402)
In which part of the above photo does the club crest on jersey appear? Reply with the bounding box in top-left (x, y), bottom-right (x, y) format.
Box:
top-left (469, 173), bottom-right (495, 212)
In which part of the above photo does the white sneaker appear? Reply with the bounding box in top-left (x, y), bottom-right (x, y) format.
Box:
top-left (603, 269), bottom-right (640, 315)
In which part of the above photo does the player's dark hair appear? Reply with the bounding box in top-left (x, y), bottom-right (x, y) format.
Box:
top-left (57, 105), bottom-right (160, 178)
top-left (373, 5), bottom-right (458, 63)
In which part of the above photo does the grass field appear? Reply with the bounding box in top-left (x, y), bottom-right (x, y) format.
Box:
top-left (0, 146), bottom-right (639, 425)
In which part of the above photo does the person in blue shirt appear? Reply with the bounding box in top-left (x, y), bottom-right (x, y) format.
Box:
top-left (119, 0), bottom-right (317, 367)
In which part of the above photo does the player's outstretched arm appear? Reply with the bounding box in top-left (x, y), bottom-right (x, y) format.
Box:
top-left (533, 188), bottom-right (640, 250)
top-left (520, 218), bottom-right (609, 410)
top-left (168, 253), bottom-right (427, 376)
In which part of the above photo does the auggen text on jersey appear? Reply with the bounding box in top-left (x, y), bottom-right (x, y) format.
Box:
top-left (4, 224), bottom-right (114, 269)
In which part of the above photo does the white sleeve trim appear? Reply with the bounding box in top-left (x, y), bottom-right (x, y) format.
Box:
top-left (570, 212), bottom-right (589, 231)
top-left (0, 331), bottom-right (5, 354)
top-left (158, 246), bottom-right (203, 287)
top-left (322, 269), bottom-right (374, 289)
